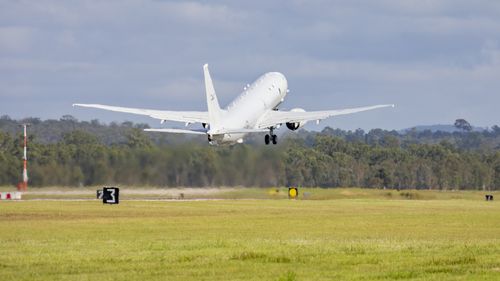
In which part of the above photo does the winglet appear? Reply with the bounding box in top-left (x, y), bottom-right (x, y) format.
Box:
top-left (203, 64), bottom-right (222, 128)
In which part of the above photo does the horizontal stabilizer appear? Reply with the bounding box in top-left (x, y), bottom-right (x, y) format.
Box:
top-left (217, 128), bottom-right (269, 134)
top-left (144, 128), bottom-right (206, 135)
top-left (145, 128), bottom-right (267, 135)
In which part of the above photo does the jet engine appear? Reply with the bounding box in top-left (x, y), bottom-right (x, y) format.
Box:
top-left (285, 108), bottom-right (307, 131)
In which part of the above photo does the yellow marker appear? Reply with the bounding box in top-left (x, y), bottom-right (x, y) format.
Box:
top-left (288, 187), bottom-right (298, 199)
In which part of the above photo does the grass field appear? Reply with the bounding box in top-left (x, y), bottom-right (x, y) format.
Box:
top-left (1, 190), bottom-right (499, 280)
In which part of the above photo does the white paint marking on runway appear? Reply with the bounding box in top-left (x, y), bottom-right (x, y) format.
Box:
top-left (10, 198), bottom-right (237, 202)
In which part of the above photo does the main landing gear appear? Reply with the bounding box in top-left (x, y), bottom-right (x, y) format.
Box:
top-left (265, 127), bottom-right (277, 145)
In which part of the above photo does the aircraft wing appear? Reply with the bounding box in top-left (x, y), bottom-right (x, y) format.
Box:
top-left (257, 104), bottom-right (395, 129)
top-left (73, 103), bottom-right (209, 124)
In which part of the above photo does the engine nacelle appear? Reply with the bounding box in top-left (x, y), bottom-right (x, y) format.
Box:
top-left (285, 108), bottom-right (307, 131)
top-left (286, 122), bottom-right (301, 130)
top-left (202, 123), bottom-right (209, 129)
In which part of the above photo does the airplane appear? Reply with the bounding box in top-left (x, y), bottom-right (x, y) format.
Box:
top-left (73, 64), bottom-right (394, 145)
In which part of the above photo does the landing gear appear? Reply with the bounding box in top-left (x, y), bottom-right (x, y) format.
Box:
top-left (264, 127), bottom-right (278, 145)
top-left (208, 134), bottom-right (215, 145)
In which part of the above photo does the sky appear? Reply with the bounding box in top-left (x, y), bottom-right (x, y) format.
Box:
top-left (1, 0), bottom-right (499, 130)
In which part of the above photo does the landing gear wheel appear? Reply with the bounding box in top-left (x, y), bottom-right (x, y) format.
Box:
top-left (272, 134), bottom-right (277, 145)
top-left (264, 134), bottom-right (270, 145)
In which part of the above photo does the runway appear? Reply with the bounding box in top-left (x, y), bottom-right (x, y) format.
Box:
top-left (12, 198), bottom-right (229, 202)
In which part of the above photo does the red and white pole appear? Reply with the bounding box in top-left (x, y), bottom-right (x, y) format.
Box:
top-left (20, 124), bottom-right (28, 191)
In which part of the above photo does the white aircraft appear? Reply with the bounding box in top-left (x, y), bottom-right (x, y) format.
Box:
top-left (74, 64), bottom-right (394, 145)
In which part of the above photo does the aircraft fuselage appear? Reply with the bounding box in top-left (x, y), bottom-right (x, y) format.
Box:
top-left (210, 72), bottom-right (288, 144)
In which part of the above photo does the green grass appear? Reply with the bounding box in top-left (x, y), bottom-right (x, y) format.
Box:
top-left (1, 196), bottom-right (500, 280)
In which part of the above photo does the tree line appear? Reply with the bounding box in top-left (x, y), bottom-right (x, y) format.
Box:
top-left (0, 116), bottom-right (499, 189)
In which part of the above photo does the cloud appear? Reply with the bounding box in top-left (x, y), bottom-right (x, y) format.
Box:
top-left (0, 26), bottom-right (35, 52)
top-left (144, 75), bottom-right (244, 106)
top-left (0, 58), bottom-right (96, 72)
top-left (156, 1), bottom-right (246, 27)
top-left (0, 0), bottom-right (499, 129)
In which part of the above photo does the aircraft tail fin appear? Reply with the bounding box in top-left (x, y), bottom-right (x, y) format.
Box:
top-left (203, 64), bottom-right (222, 127)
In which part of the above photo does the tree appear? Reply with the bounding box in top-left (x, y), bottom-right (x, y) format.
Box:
top-left (62, 130), bottom-right (99, 146)
top-left (126, 129), bottom-right (152, 149)
top-left (491, 125), bottom-right (500, 137)
top-left (454, 119), bottom-right (472, 132)
top-left (1, 116), bottom-right (500, 189)
top-left (60, 115), bottom-right (77, 122)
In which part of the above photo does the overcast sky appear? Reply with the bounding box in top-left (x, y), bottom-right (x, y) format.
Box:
top-left (1, 0), bottom-right (499, 130)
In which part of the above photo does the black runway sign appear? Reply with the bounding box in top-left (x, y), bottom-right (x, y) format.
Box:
top-left (103, 187), bottom-right (119, 204)
top-left (96, 190), bottom-right (103, 199)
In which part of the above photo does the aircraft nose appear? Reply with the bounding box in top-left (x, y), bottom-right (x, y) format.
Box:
top-left (278, 73), bottom-right (288, 94)
top-left (269, 72), bottom-right (288, 95)
top-left (275, 72), bottom-right (286, 81)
